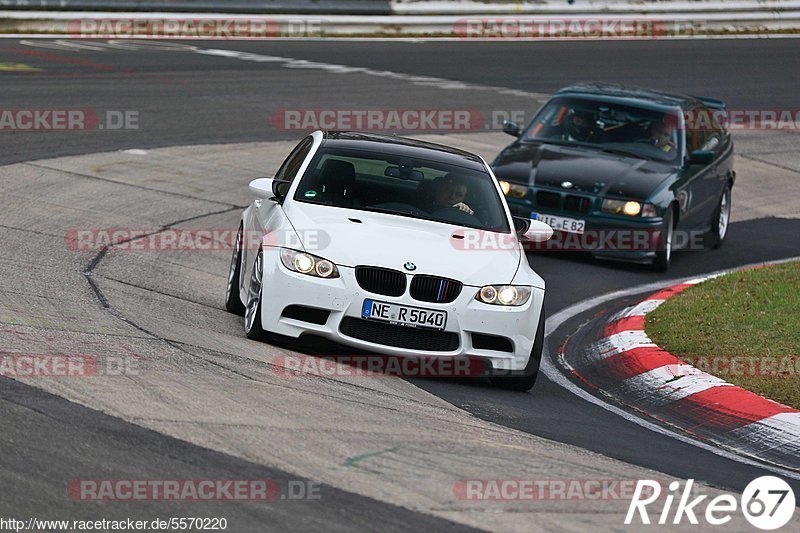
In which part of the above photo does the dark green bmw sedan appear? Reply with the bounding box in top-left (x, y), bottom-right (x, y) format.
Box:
top-left (492, 83), bottom-right (735, 271)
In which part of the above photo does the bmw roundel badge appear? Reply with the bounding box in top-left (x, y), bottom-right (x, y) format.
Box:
top-left (404, 262), bottom-right (416, 271)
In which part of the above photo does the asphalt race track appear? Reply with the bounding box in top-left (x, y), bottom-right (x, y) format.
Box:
top-left (3, 38), bottom-right (800, 165)
top-left (1, 38), bottom-right (800, 530)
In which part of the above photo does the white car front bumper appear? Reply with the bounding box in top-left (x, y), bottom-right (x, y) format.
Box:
top-left (258, 247), bottom-right (544, 372)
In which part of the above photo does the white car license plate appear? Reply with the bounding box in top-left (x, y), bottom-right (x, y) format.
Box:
top-left (361, 299), bottom-right (447, 330)
top-left (531, 212), bottom-right (586, 234)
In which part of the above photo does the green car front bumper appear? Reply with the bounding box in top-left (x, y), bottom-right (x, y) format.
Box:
top-left (507, 195), bottom-right (666, 263)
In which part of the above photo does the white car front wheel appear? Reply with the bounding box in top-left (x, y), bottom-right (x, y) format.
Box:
top-left (244, 249), bottom-right (268, 341)
top-left (489, 311), bottom-right (544, 392)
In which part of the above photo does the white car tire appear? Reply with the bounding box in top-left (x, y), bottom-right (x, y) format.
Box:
top-left (244, 249), bottom-right (269, 341)
top-left (225, 224), bottom-right (246, 315)
top-left (490, 311), bottom-right (544, 392)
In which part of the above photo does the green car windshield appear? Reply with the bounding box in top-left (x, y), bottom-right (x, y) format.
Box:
top-left (522, 97), bottom-right (683, 163)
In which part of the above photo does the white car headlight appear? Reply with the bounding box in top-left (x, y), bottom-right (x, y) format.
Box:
top-left (280, 248), bottom-right (339, 278)
top-left (475, 285), bottom-right (531, 306)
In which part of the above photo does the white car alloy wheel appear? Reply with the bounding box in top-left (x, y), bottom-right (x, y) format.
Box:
top-left (244, 249), bottom-right (265, 339)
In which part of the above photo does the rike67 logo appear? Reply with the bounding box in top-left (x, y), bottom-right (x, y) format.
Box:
top-left (626, 477), bottom-right (796, 530)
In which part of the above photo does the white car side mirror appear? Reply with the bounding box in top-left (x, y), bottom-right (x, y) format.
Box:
top-left (524, 220), bottom-right (553, 242)
top-left (249, 178), bottom-right (276, 199)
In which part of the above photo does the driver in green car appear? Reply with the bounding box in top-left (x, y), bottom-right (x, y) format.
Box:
top-left (649, 120), bottom-right (677, 153)
top-left (564, 108), bottom-right (600, 142)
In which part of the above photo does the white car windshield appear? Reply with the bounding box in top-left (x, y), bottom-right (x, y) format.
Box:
top-left (293, 146), bottom-right (511, 233)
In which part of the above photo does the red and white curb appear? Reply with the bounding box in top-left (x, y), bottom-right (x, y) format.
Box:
top-left (558, 268), bottom-right (800, 472)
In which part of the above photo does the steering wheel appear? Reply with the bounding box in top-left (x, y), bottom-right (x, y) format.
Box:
top-left (472, 208), bottom-right (490, 225)
top-left (431, 206), bottom-right (476, 223)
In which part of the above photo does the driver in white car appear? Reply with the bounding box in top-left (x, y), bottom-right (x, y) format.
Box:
top-left (428, 174), bottom-right (474, 215)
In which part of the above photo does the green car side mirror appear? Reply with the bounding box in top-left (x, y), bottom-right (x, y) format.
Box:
top-left (502, 120), bottom-right (521, 138)
top-left (689, 150), bottom-right (715, 166)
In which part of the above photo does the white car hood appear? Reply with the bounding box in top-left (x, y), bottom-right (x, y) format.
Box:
top-left (282, 202), bottom-right (521, 286)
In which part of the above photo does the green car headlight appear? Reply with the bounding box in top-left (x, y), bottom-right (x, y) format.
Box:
top-left (602, 199), bottom-right (656, 217)
top-left (280, 248), bottom-right (339, 278)
top-left (498, 180), bottom-right (529, 199)
top-left (475, 285), bottom-right (532, 306)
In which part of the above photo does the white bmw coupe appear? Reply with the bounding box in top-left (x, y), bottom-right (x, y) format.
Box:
top-left (226, 131), bottom-right (552, 391)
